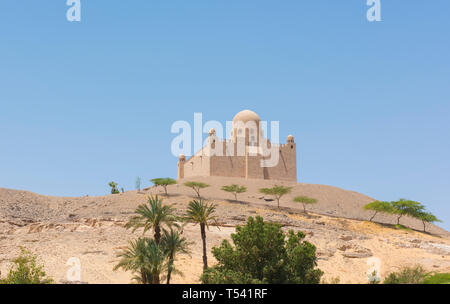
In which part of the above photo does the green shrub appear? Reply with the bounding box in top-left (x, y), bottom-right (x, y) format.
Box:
top-left (0, 248), bottom-right (54, 284)
top-left (201, 216), bottom-right (323, 284)
top-left (383, 265), bottom-right (427, 284)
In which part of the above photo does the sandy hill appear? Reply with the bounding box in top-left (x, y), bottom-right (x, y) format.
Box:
top-left (0, 177), bottom-right (449, 284)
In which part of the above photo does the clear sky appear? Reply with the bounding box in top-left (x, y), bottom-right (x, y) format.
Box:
top-left (0, 1), bottom-right (449, 230)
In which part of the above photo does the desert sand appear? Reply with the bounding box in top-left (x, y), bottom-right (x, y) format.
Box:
top-left (0, 176), bottom-right (449, 284)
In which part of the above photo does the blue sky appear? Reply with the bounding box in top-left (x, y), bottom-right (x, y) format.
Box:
top-left (0, 1), bottom-right (449, 229)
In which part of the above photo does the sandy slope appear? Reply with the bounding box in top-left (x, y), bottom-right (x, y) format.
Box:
top-left (0, 177), bottom-right (449, 284)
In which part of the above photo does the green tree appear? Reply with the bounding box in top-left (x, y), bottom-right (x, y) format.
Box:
top-left (221, 184), bottom-right (247, 201)
top-left (185, 200), bottom-right (218, 270)
top-left (114, 238), bottom-right (167, 284)
top-left (363, 200), bottom-right (395, 221)
top-left (391, 199), bottom-right (425, 225)
top-left (160, 228), bottom-right (191, 284)
top-left (109, 181), bottom-right (120, 194)
top-left (293, 196), bottom-right (318, 213)
top-left (125, 195), bottom-right (178, 244)
top-left (201, 216), bottom-right (323, 284)
top-left (259, 185), bottom-right (292, 209)
top-left (415, 211), bottom-right (441, 232)
top-left (184, 181), bottom-right (210, 198)
top-left (151, 178), bottom-right (177, 195)
top-left (0, 247), bottom-right (54, 284)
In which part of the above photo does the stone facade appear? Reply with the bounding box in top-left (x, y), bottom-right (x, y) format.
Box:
top-left (177, 110), bottom-right (297, 182)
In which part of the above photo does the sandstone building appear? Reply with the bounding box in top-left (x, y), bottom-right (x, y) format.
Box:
top-left (177, 110), bottom-right (297, 181)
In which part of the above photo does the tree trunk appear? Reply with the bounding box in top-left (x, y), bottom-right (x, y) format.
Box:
top-left (141, 268), bottom-right (147, 284)
top-left (152, 274), bottom-right (160, 284)
top-left (397, 215), bottom-right (402, 225)
top-left (234, 193), bottom-right (237, 201)
top-left (303, 204), bottom-right (306, 213)
top-left (164, 186), bottom-right (168, 195)
top-left (154, 226), bottom-right (161, 244)
top-left (166, 256), bottom-right (174, 284)
top-left (200, 223), bottom-right (208, 270)
top-left (423, 221), bottom-right (426, 232)
top-left (370, 211), bottom-right (378, 222)
top-left (277, 198), bottom-right (280, 209)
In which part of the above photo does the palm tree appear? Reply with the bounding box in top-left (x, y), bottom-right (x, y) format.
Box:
top-left (114, 238), bottom-right (168, 284)
top-left (125, 195), bottom-right (178, 244)
top-left (185, 200), bottom-right (218, 270)
top-left (144, 239), bottom-right (168, 284)
top-left (113, 238), bottom-right (151, 284)
top-left (161, 228), bottom-right (191, 284)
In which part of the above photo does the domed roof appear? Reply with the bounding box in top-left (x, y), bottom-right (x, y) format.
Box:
top-left (232, 110), bottom-right (260, 124)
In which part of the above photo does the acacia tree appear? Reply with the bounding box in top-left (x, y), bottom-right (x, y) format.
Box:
top-left (415, 211), bottom-right (441, 232)
top-left (125, 195), bottom-right (178, 244)
top-left (293, 196), bottom-right (318, 213)
top-left (221, 184), bottom-right (247, 201)
top-left (160, 228), bottom-right (191, 284)
top-left (151, 178), bottom-right (177, 195)
top-left (391, 199), bottom-right (425, 225)
top-left (184, 181), bottom-right (210, 198)
top-left (259, 185), bottom-right (292, 209)
top-left (185, 200), bottom-right (218, 270)
top-left (363, 201), bottom-right (395, 222)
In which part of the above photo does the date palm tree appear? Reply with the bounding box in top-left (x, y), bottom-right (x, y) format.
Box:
top-left (161, 228), bottom-right (192, 284)
top-left (185, 200), bottom-right (218, 270)
top-left (114, 238), bottom-right (168, 284)
top-left (125, 195), bottom-right (178, 244)
top-left (113, 238), bottom-right (150, 284)
top-left (144, 239), bottom-right (168, 284)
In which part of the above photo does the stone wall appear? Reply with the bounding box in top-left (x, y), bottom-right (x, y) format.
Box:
top-left (178, 140), bottom-right (297, 181)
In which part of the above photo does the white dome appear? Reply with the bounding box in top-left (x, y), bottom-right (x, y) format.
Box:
top-left (232, 110), bottom-right (260, 124)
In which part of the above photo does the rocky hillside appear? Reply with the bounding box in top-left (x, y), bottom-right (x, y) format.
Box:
top-left (0, 177), bottom-right (449, 283)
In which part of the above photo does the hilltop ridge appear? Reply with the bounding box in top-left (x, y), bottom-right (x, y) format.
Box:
top-left (0, 177), bottom-right (449, 284)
